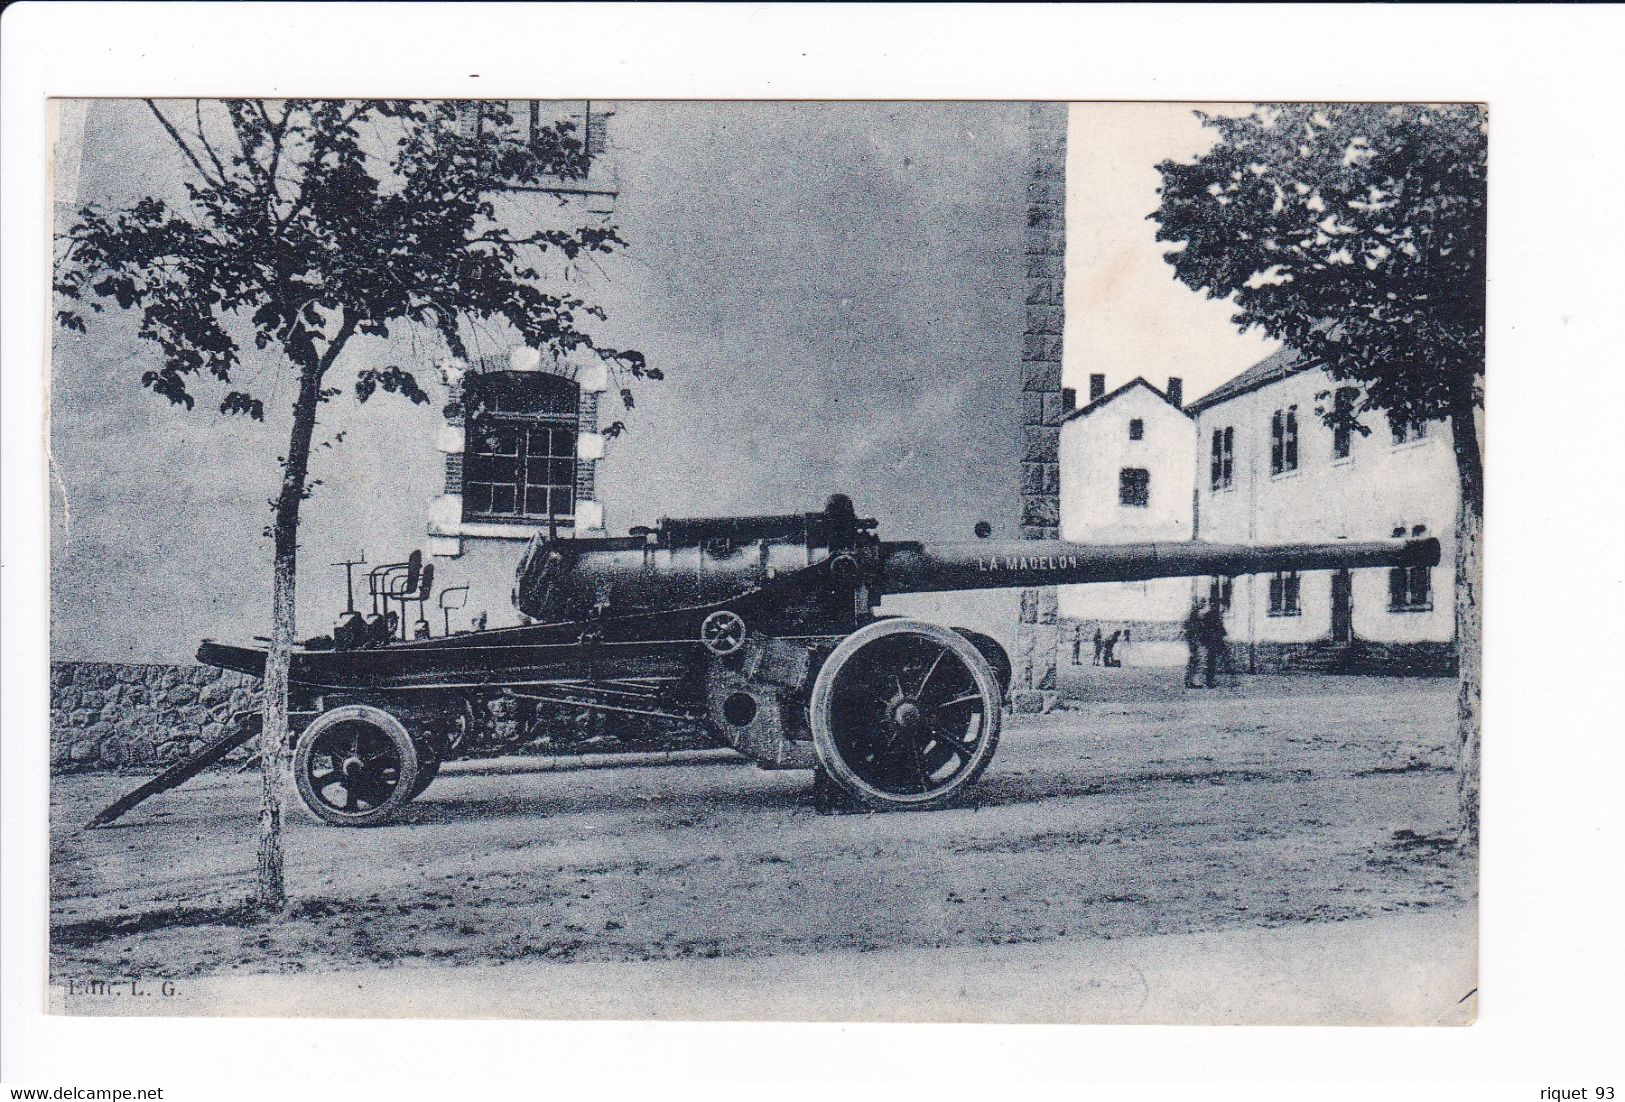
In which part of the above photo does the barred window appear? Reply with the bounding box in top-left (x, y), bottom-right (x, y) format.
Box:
top-left (1270, 407), bottom-right (1299, 475)
top-left (462, 371), bottom-right (579, 524)
top-left (1208, 576), bottom-right (1233, 613)
top-left (1119, 467), bottom-right (1150, 508)
top-left (1210, 426), bottom-right (1234, 490)
top-left (1267, 570), bottom-right (1301, 617)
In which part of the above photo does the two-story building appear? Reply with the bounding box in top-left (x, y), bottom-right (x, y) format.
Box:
top-left (1056, 373), bottom-right (1195, 666)
top-left (419, 101), bottom-right (618, 630)
top-left (1187, 347), bottom-right (1458, 674)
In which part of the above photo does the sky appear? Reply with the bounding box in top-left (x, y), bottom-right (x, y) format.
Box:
top-left (49, 101), bottom-right (1271, 663)
top-left (1064, 103), bottom-right (1277, 404)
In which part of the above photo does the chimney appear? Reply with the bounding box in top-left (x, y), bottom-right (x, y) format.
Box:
top-left (1167, 377), bottom-right (1183, 409)
top-left (1061, 387), bottom-right (1077, 414)
top-left (1088, 373), bottom-right (1106, 402)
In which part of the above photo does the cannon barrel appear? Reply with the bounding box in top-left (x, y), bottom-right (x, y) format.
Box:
top-left (510, 493), bottom-right (1441, 624)
top-left (875, 537), bottom-right (1440, 596)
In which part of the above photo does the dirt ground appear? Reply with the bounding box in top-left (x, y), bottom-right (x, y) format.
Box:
top-left (49, 670), bottom-right (1473, 1018)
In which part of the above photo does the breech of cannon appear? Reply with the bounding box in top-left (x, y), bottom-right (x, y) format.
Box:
top-left (875, 537), bottom-right (1440, 596)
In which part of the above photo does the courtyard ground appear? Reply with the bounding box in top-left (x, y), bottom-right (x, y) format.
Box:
top-left (49, 670), bottom-right (1475, 1022)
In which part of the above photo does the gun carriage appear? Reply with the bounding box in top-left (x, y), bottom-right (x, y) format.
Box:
top-left (178, 494), bottom-right (1437, 827)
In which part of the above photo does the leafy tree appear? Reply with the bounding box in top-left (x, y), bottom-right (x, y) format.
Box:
top-left (55, 99), bottom-right (652, 908)
top-left (1153, 103), bottom-right (1485, 844)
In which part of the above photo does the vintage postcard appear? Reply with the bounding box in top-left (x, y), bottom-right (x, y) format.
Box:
top-left (46, 98), bottom-right (1481, 1023)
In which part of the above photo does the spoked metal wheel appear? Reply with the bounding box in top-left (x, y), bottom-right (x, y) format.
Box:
top-left (810, 619), bottom-right (1003, 810)
top-left (292, 705), bottom-right (420, 826)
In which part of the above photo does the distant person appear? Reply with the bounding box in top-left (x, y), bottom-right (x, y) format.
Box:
top-left (1092, 627), bottom-right (1104, 666)
top-left (1120, 627), bottom-right (1132, 666)
top-left (1183, 601), bottom-right (1205, 688)
top-left (1103, 629), bottom-right (1121, 668)
top-left (1071, 625), bottom-right (1083, 665)
top-left (1201, 602), bottom-right (1231, 688)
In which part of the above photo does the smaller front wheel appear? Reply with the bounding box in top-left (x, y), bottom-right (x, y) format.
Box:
top-left (293, 705), bottom-right (421, 826)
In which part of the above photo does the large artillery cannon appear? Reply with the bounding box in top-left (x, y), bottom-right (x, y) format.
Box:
top-left (173, 494), bottom-right (1436, 827)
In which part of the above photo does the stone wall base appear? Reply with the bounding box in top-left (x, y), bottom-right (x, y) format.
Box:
top-left (51, 662), bottom-right (262, 773)
top-left (1244, 640), bottom-right (1458, 677)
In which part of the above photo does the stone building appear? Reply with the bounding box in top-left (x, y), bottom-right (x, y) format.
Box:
top-left (419, 102), bottom-right (618, 630)
top-left (1055, 373), bottom-right (1195, 666)
top-left (1186, 348), bottom-right (1458, 674)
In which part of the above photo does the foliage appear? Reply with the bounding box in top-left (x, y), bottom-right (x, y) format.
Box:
top-left (54, 100), bottom-right (654, 425)
top-left (1152, 103), bottom-right (1485, 482)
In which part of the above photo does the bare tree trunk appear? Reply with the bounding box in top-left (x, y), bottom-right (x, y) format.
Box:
top-left (1449, 392), bottom-right (1484, 852)
top-left (254, 376), bottom-right (319, 911)
top-left (254, 318), bottom-right (354, 912)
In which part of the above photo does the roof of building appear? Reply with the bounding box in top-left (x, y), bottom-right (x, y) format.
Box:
top-left (1185, 347), bottom-right (1317, 414)
top-left (1062, 376), bottom-right (1192, 425)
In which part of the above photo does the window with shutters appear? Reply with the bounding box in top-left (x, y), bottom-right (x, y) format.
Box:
top-left (1119, 467), bottom-right (1150, 507)
top-left (1210, 426), bottom-right (1234, 490)
top-left (1267, 571), bottom-right (1302, 617)
top-left (1388, 523), bottom-right (1434, 610)
top-left (1270, 407), bottom-right (1299, 475)
top-left (1332, 387), bottom-right (1358, 461)
top-left (1391, 416), bottom-right (1430, 446)
top-left (462, 371), bottom-right (579, 524)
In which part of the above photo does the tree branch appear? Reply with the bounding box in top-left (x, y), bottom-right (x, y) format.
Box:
top-left (192, 100), bottom-right (229, 185)
top-left (144, 100), bottom-right (224, 189)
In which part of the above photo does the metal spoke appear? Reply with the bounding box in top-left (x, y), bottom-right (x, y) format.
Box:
top-left (930, 691), bottom-right (983, 713)
top-left (915, 645), bottom-right (949, 699)
top-left (928, 726), bottom-right (975, 759)
top-left (910, 743), bottom-right (933, 793)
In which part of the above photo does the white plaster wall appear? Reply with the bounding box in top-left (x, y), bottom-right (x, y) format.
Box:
top-left (1193, 366), bottom-right (1458, 646)
top-left (1057, 385), bottom-right (1195, 623)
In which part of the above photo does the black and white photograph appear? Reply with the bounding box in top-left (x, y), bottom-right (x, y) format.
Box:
top-left (6, 4), bottom-right (1625, 1096)
top-left (42, 96), bottom-right (1481, 1023)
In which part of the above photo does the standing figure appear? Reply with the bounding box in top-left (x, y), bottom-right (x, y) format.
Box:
top-left (1092, 627), bottom-right (1104, 666)
top-left (1071, 624), bottom-right (1083, 665)
top-left (1201, 602), bottom-right (1230, 688)
top-left (1120, 627), bottom-right (1133, 667)
top-left (1183, 601), bottom-right (1205, 688)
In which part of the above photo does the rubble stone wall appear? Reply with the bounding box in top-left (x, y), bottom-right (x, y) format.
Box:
top-left (50, 662), bottom-right (261, 773)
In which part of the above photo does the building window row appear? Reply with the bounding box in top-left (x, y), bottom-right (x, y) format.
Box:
top-left (1204, 562), bottom-right (1435, 621)
top-left (1208, 400), bottom-right (1436, 489)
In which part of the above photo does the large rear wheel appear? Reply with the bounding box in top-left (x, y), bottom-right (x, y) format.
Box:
top-left (809, 619), bottom-right (1002, 810)
top-left (292, 705), bottom-right (421, 826)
